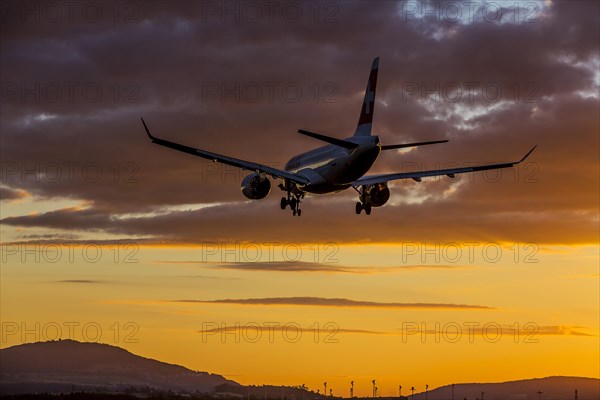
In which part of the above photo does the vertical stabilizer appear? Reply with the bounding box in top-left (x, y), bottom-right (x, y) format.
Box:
top-left (354, 57), bottom-right (379, 136)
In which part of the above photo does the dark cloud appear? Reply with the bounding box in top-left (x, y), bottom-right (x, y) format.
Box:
top-left (55, 279), bottom-right (105, 284)
top-left (172, 297), bottom-right (493, 310)
top-left (2, 238), bottom-right (155, 246)
top-left (159, 261), bottom-right (463, 274)
top-left (1, 193), bottom-right (596, 244)
top-left (2, 207), bottom-right (117, 232)
top-left (1, 1), bottom-right (598, 244)
top-left (17, 233), bottom-right (79, 240)
top-left (199, 323), bottom-right (593, 338)
top-left (169, 260), bottom-right (359, 273)
top-left (0, 186), bottom-right (29, 201)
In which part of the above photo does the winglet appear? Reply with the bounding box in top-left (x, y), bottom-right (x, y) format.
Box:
top-left (519, 145), bottom-right (537, 163)
top-left (141, 117), bottom-right (156, 140)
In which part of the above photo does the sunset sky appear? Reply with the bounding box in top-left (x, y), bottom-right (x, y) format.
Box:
top-left (1, 0), bottom-right (599, 395)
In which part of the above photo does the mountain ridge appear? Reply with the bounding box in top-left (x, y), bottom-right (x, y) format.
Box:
top-left (1, 340), bottom-right (598, 399)
top-left (0, 339), bottom-right (239, 395)
top-left (410, 376), bottom-right (599, 400)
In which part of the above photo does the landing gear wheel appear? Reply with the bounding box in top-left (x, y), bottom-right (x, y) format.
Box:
top-left (365, 203), bottom-right (372, 215)
top-left (280, 197), bottom-right (288, 210)
top-left (297, 209), bottom-right (302, 217)
top-left (293, 209), bottom-right (297, 216)
top-left (289, 198), bottom-right (297, 210)
top-left (355, 202), bottom-right (363, 215)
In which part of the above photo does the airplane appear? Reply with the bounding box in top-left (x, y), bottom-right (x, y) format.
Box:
top-left (142, 57), bottom-right (536, 216)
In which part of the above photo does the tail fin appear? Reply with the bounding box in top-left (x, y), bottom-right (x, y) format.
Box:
top-left (354, 57), bottom-right (379, 136)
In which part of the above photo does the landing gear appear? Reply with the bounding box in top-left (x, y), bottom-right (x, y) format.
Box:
top-left (289, 197), bottom-right (302, 216)
top-left (355, 202), bottom-right (372, 215)
top-left (280, 190), bottom-right (303, 217)
top-left (354, 186), bottom-right (372, 216)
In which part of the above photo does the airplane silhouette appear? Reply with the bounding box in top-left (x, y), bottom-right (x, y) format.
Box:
top-left (142, 57), bottom-right (536, 216)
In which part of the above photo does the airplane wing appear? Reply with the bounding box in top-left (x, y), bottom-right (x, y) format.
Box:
top-left (141, 118), bottom-right (310, 185)
top-left (352, 146), bottom-right (537, 186)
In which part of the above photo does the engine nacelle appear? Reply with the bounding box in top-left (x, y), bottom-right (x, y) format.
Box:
top-left (368, 183), bottom-right (390, 207)
top-left (241, 173), bottom-right (271, 200)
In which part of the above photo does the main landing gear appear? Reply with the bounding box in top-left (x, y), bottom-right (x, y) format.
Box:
top-left (278, 181), bottom-right (304, 216)
top-left (354, 185), bottom-right (372, 215)
top-left (281, 194), bottom-right (303, 216)
top-left (355, 201), bottom-right (372, 215)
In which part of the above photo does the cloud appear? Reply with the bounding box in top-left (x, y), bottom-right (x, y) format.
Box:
top-left (399, 324), bottom-right (596, 338)
top-left (19, 233), bottom-right (79, 240)
top-left (0, 186), bottom-right (29, 202)
top-left (534, 325), bottom-right (595, 337)
top-left (0, 1), bottom-right (598, 245)
top-left (161, 260), bottom-right (358, 273)
top-left (55, 279), bottom-right (106, 284)
top-left (158, 261), bottom-right (463, 274)
top-left (197, 323), bottom-right (595, 338)
top-left (2, 197), bottom-right (597, 245)
top-left (172, 297), bottom-right (493, 310)
top-left (198, 325), bottom-right (386, 336)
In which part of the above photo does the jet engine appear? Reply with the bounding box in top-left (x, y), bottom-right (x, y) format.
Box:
top-left (241, 173), bottom-right (271, 200)
top-left (368, 183), bottom-right (390, 207)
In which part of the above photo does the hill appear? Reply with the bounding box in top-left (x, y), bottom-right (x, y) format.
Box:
top-left (0, 339), bottom-right (239, 395)
top-left (1, 340), bottom-right (598, 399)
top-left (410, 376), bottom-right (599, 400)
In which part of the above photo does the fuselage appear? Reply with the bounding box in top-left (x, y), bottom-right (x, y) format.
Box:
top-left (284, 135), bottom-right (381, 194)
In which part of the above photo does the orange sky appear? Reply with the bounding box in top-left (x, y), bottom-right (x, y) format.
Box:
top-left (1, 243), bottom-right (598, 392)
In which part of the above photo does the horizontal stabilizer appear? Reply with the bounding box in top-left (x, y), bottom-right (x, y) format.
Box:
top-left (381, 139), bottom-right (448, 150)
top-left (298, 129), bottom-right (359, 149)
